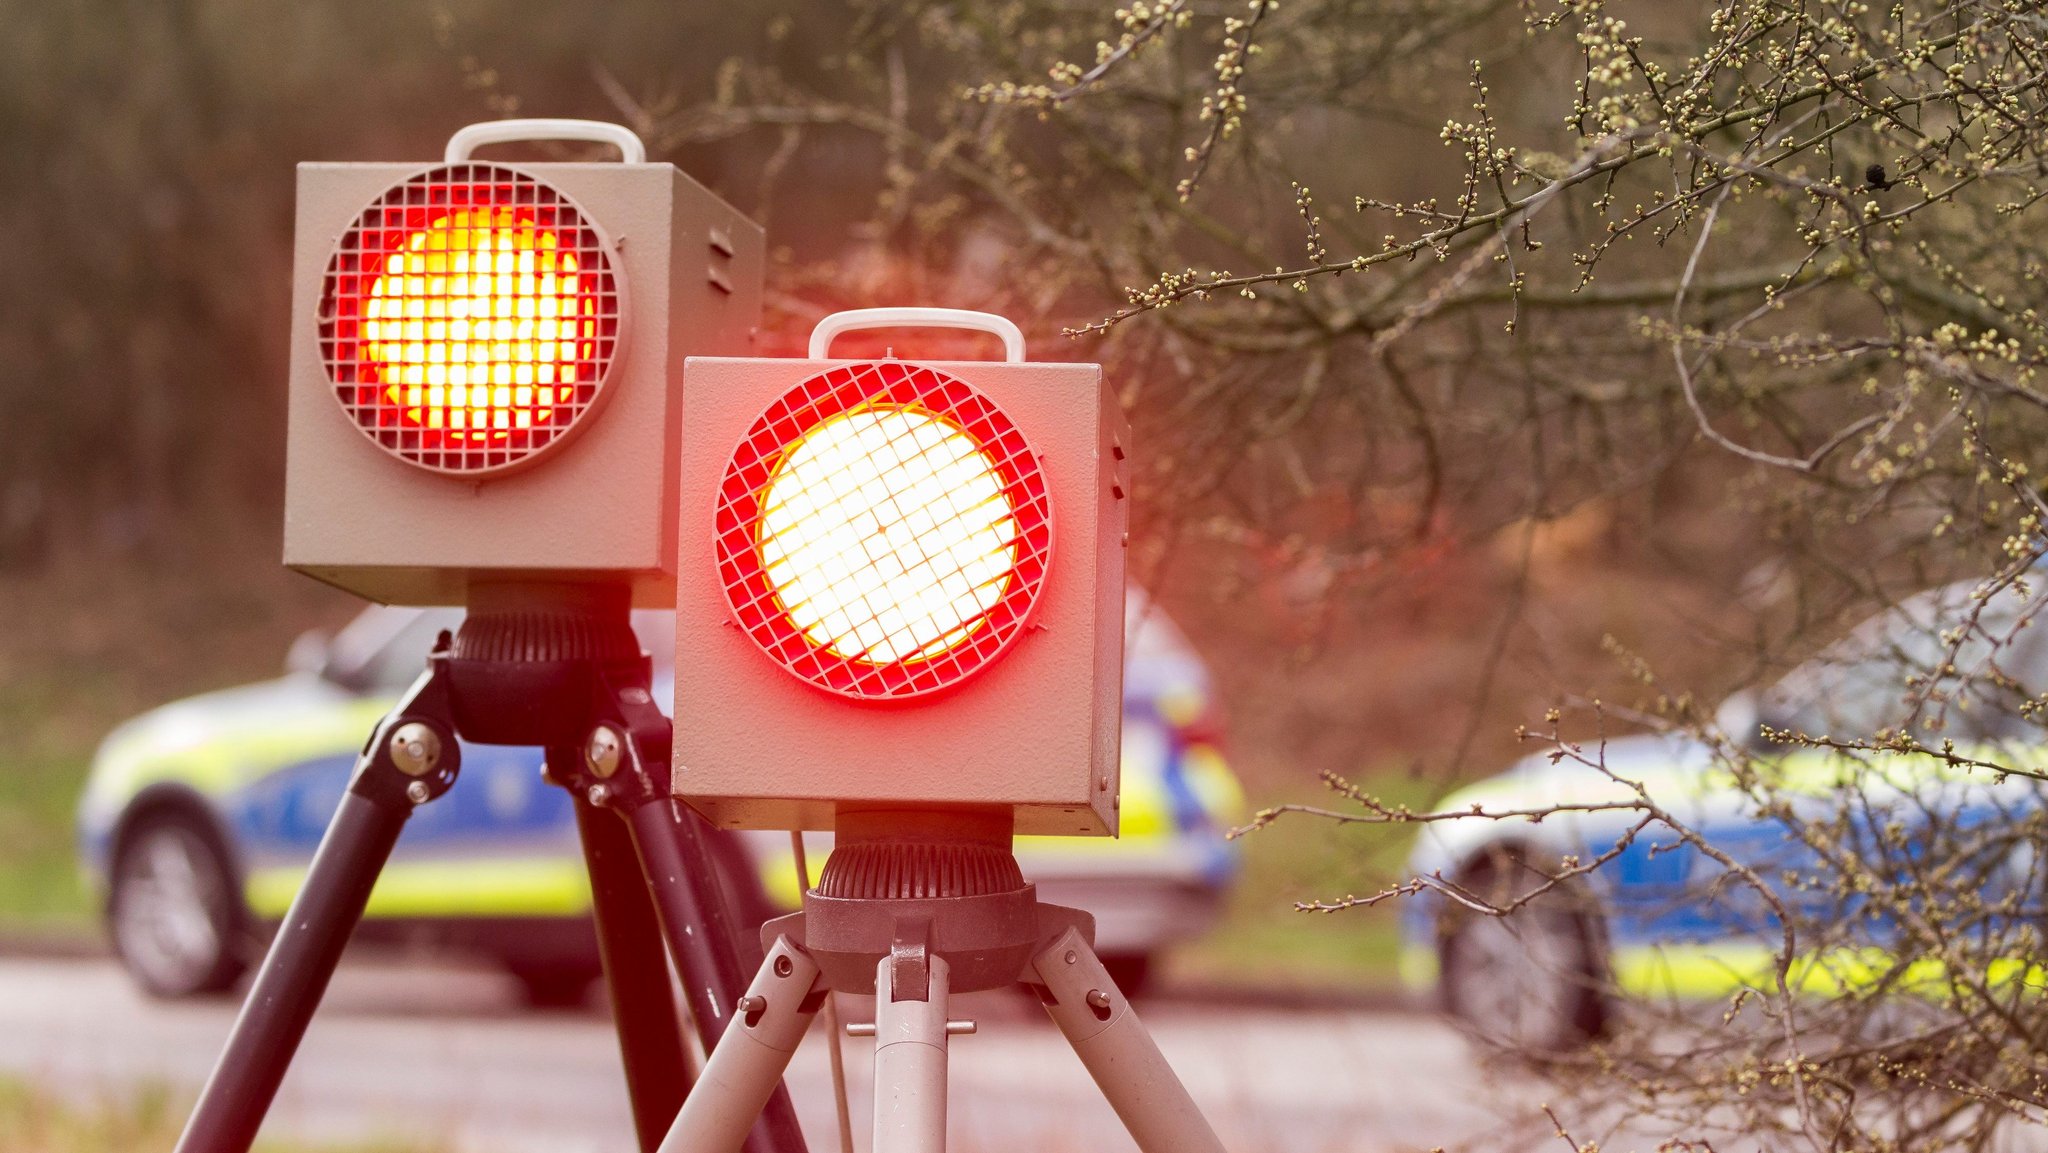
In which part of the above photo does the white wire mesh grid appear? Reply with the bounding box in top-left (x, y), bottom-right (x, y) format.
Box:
top-left (715, 362), bottom-right (1052, 700)
top-left (318, 164), bottom-right (621, 474)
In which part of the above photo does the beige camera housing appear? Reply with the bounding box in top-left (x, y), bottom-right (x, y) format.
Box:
top-left (283, 125), bottom-right (764, 606)
top-left (672, 321), bottom-right (1130, 836)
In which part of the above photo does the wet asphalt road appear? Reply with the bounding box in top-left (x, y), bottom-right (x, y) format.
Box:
top-left (0, 956), bottom-right (1549, 1152)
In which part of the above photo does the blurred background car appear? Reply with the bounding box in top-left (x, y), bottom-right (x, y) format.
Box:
top-left (1398, 573), bottom-right (2048, 1050)
top-left (77, 590), bottom-right (1243, 1004)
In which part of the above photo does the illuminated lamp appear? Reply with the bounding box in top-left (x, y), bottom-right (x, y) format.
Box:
top-left (674, 309), bottom-right (1130, 835)
top-left (319, 165), bottom-right (622, 475)
top-left (714, 361), bottom-right (1052, 700)
top-left (282, 119), bottom-right (765, 607)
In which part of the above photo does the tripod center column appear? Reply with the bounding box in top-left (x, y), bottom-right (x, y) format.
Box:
top-left (872, 951), bottom-right (953, 1153)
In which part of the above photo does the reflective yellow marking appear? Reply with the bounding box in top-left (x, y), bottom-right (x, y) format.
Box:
top-left (246, 857), bottom-right (592, 919)
top-left (1403, 940), bottom-right (2048, 1001)
top-left (1612, 942), bottom-right (2048, 999)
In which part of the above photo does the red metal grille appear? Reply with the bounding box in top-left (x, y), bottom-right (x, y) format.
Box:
top-left (715, 361), bottom-right (1052, 701)
top-left (318, 164), bottom-right (622, 474)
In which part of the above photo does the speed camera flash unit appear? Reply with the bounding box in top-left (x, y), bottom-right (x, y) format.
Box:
top-left (283, 119), bottom-right (764, 606)
top-left (672, 309), bottom-right (1131, 836)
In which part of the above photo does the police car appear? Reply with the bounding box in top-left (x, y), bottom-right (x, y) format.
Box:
top-left (78, 592), bottom-right (1243, 1004)
top-left (1401, 574), bottom-right (2048, 1050)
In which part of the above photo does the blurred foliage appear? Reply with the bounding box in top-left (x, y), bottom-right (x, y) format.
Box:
top-left (0, 0), bottom-right (1818, 788)
top-left (988, 1), bottom-right (2048, 1146)
top-left (0, 0), bottom-right (828, 564)
top-left (12, 2), bottom-right (2048, 1143)
top-left (0, 1075), bottom-right (443, 1153)
top-left (1171, 769), bottom-right (1437, 992)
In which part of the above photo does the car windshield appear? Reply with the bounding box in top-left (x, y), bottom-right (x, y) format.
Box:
top-left (336, 607), bottom-right (677, 697)
top-left (1756, 577), bottom-right (2048, 743)
top-left (1125, 587), bottom-right (1200, 668)
top-left (339, 596), bottom-right (1163, 699)
top-left (327, 608), bottom-right (454, 694)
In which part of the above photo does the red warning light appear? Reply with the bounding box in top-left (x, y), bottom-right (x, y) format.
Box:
top-left (714, 361), bottom-right (1052, 701)
top-left (319, 165), bottom-right (622, 474)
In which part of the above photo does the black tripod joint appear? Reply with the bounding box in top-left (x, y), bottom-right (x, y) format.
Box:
top-left (350, 647), bottom-right (462, 812)
top-left (543, 661), bottom-right (674, 811)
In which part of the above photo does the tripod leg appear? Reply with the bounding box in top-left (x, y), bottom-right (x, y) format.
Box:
top-left (620, 798), bottom-right (753, 1040)
top-left (659, 935), bottom-right (825, 1153)
top-left (618, 798), bottom-right (810, 1153)
top-left (1029, 927), bottom-right (1226, 1153)
top-left (175, 676), bottom-right (459, 1153)
top-left (872, 951), bottom-right (952, 1153)
top-left (575, 665), bottom-right (808, 1153)
top-left (572, 789), bottom-right (694, 1153)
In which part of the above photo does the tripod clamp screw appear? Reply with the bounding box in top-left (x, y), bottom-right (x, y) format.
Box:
top-left (388, 723), bottom-right (443, 777)
top-left (844, 1020), bottom-right (977, 1037)
top-left (585, 726), bottom-right (625, 779)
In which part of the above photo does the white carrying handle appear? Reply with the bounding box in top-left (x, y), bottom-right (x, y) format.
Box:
top-left (444, 118), bottom-right (647, 165)
top-left (808, 307), bottom-right (1027, 363)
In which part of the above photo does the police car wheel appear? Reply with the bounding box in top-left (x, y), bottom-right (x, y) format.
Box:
top-left (109, 813), bottom-right (248, 998)
top-left (507, 960), bottom-right (601, 1009)
top-left (1438, 847), bottom-right (1607, 1053)
top-left (1100, 953), bottom-right (1154, 998)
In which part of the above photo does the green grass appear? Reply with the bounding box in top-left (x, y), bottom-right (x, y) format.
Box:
top-left (0, 1077), bottom-right (445, 1153)
top-left (1167, 771), bottom-right (1442, 993)
top-left (0, 538), bottom-right (361, 934)
top-left (0, 769), bottom-right (90, 930)
top-left (0, 674), bottom-right (96, 930)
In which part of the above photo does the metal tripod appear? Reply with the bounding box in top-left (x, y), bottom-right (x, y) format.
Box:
top-left (171, 581), bottom-right (807, 1153)
top-left (655, 808), bottom-right (1227, 1153)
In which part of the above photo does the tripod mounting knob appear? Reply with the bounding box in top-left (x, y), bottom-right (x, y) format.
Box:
top-left (815, 839), bottom-right (1025, 900)
top-left (387, 723), bottom-right (443, 777)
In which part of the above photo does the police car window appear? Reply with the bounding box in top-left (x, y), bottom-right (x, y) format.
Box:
top-left (343, 607), bottom-right (670, 697)
top-left (631, 610), bottom-right (676, 676)
top-left (1760, 580), bottom-right (2044, 743)
top-left (1986, 591), bottom-right (2048, 739)
top-left (1123, 587), bottom-right (1198, 664)
top-left (357, 608), bottom-right (465, 696)
top-left (1920, 583), bottom-right (2044, 740)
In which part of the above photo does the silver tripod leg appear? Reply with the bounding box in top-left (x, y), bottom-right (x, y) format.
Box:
top-left (1031, 926), bottom-right (1227, 1153)
top-left (872, 951), bottom-right (953, 1153)
top-left (659, 935), bottom-right (822, 1153)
